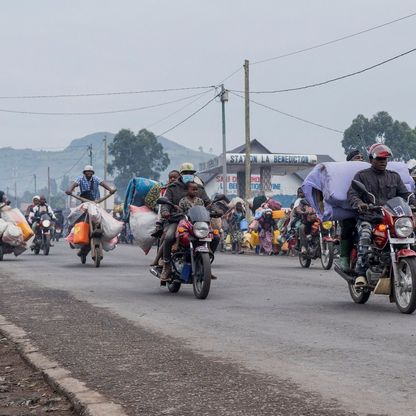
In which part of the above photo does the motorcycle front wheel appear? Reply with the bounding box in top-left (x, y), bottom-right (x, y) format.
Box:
top-left (168, 281), bottom-right (181, 293)
top-left (0, 245), bottom-right (3, 261)
top-left (348, 283), bottom-right (371, 304)
top-left (193, 252), bottom-right (211, 299)
top-left (43, 235), bottom-right (50, 256)
top-left (320, 241), bottom-right (334, 270)
top-left (394, 257), bottom-right (416, 314)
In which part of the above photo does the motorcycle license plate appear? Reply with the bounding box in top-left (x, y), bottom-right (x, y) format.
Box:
top-left (195, 246), bottom-right (210, 252)
top-left (390, 237), bottom-right (415, 244)
top-left (199, 238), bottom-right (212, 242)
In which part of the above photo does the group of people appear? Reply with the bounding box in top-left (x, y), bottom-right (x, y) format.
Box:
top-left (2, 141), bottom-right (416, 290)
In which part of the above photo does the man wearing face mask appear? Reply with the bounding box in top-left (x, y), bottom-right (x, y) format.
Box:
top-left (159, 163), bottom-right (212, 281)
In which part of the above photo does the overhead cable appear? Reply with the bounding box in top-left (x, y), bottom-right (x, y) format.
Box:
top-left (231, 47), bottom-right (416, 94)
top-left (0, 91), bottom-right (214, 116)
top-left (155, 93), bottom-right (220, 139)
top-left (0, 85), bottom-right (216, 100)
top-left (230, 92), bottom-right (343, 134)
top-left (252, 11), bottom-right (416, 65)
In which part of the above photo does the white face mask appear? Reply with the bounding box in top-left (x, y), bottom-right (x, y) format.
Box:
top-left (182, 174), bottom-right (194, 184)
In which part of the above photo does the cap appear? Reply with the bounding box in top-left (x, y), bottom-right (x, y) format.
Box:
top-left (179, 162), bottom-right (196, 174)
top-left (83, 165), bottom-right (95, 174)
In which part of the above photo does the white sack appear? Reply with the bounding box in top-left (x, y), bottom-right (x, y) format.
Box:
top-left (129, 205), bottom-right (157, 255)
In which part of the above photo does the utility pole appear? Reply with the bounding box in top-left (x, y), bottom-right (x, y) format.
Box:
top-left (33, 174), bottom-right (37, 193)
top-left (88, 144), bottom-right (93, 165)
top-left (244, 59), bottom-right (252, 200)
top-left (220, 85), bottom-right (228, 196)
top-left (13, 168), bottom-right (17, 207)
top-left (103, 136), bottom-right (108, 210)
top-left (47, 166), bottom-right (51, 202)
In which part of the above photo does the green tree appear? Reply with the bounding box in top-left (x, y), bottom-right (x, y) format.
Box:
top-left (343, 111), bottom-right (416, 161)
top-left (108, 128), bottom-right (170, 195)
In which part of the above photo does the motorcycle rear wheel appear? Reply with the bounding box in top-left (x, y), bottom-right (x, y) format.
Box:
top-left (0, 246), bottom-right (3, 261)
top-left (299, 252), bottom-right (311, 268)
top-left (348, 283), bottom-right (371, 304)
top-left (168, 281), bottom-right (181, 293)
top-left (193, 252), bottom-right (211, 299)
top-left (394, 257), bottom-right (416, 314)
top-left (320, 241), bottom-right (334, 270)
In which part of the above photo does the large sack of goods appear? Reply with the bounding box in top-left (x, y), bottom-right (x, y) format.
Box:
top-left (302, 161), bottom-right (415, 221)
top-left (129, 205), bottom-right (157, 254)
top-left (123, 177), bottom-right (159, 218)
top-left (2, 223), bottom-right (24, 246)
top-left (1, 208), bottom-right (34, 241)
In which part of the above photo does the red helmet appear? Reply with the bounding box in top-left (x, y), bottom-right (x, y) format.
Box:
top-left (368, 143), bottom-right (393, 159)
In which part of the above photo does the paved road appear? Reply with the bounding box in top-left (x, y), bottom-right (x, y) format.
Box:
top-left (1, 242), bottom-right (415, 415)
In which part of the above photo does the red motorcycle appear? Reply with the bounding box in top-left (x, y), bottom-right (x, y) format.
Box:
top-left (334, 180), bottom-right (416, 314)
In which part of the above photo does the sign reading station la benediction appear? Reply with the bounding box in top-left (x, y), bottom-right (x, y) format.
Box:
top-left (226, 154), bottom-right (317, 165)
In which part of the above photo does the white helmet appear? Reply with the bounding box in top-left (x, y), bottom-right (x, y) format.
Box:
top-left (83, 165), bottom-right (95, 174)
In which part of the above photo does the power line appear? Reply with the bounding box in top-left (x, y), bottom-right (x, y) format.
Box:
top-left (218, 66), bottom-right (243, 84)
top-left (252, 11), bottom-right (416, 65)
top-left (231, 47), bottom-right (416, 94)
top-left (145, 90), bottom-right (213, 129)
top-left (230, 91), bottom-right (343, 134)
top-left (155, 93), bottom-right (220, 139)
top-left (55, 149), bottom-right (89, 180)
top-left (0, 85), bottom-right (216, 100)
top-left (0, 90), bottom-right (214, 116)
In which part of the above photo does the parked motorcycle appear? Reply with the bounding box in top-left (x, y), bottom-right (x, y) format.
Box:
top-left (32, 213), bottom-right (53, 255)
top-left (334, 180), bottom-right (416, 314)
top-left (150, 197), bottom-right (218, 299)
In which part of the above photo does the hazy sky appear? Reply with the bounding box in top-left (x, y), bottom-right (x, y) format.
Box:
top-left (0, 0), bottom-right (415, 160)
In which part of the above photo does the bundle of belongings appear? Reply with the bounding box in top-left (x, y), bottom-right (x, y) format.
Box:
top-left (0, 207), bottom-right (33, 256)
top-left (301, 161), bottom-right (415, 221)
top-left (123, 177), bottom-right (161, 254)
top-left (66, 202), bottom-right (123, 251)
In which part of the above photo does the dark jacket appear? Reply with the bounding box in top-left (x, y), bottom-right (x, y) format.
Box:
top-left (347, 167), bottom-right (415, 209)
top-left (160, 179), bottom-right (210, 216)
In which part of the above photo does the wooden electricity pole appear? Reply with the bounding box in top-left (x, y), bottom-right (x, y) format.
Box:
top-left (244, 59), bottom-right (251, 200)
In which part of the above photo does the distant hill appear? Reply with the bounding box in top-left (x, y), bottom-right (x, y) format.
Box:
top-left (0, 132), bottom-right (213, 196)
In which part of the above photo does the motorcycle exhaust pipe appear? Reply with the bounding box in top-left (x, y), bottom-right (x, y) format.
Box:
top-left (334, 264), bottom-right (355, 283)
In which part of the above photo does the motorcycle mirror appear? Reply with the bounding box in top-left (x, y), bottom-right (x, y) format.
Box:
top-left (351, 180), bottom-right (368, 194)
top-left (352, 180), bottom-right (376, 204)
top-left (156, 197), bottom-right (175, 207)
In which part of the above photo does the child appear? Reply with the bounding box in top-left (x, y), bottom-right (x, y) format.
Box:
top-left (178, 181), bottom-right (205, 212)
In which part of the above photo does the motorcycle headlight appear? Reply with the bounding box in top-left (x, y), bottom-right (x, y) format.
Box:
top-left (42, 219), bottom-right (51, 228)
top-left (193, 222), bottom-right (209, 238)
top-left (322, 221), bottom-right (333, 230)
top-left (395, 217), bottom-right (413, 238)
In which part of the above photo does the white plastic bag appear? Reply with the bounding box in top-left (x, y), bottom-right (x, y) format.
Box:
top-left (68, 203), bottom-right (88, 225)
top-left (102, 236), bottom-right (118, 252)
top-left (129, 205), bottom-right (157, 254)
top-left (0, 219), bottom-right (7, 237)
top-left (100, 209), bottom-right (123, 239)
top-left (2, 223), bottom-right (24, 246)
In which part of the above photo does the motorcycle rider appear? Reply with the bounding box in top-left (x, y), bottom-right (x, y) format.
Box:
top-left (66, 165), bottom-right (115, 200)
top-left (29, 196), bottom-right (57, 248)
top-left (25, 195), bottom-right (40, 219)
top-left (339, 149), bottom-right (365, 271)
top-left (0, 191), bottom-right (10, 208)
top-left (159, 163), bottom-right (212, 281)
top-left (347, 143), bottom-right (416, 286)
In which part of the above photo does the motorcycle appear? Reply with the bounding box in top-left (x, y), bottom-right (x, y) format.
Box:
top-left (298, 207), bottom-right (336, 270)
top-left (54, 224), bottom-right (63, 242)
top-left (69, 192), bottom-right (114, 268)
top-left (334, 180), bottom-right (416, 314)
top-left (32, 213), bottom-right (53, 255)
top-left (150, 197), bottom-right (218, 299)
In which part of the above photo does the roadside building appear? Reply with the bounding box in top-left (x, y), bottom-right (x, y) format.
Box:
top-left (198, 139), bottom-right (334, 207)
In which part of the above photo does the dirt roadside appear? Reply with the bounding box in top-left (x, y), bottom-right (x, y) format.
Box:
top-left (0, 335), bottom-right (76, 416)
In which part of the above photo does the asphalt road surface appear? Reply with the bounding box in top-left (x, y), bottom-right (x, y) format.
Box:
top-left (1, 242), bottom-right (415, 416)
